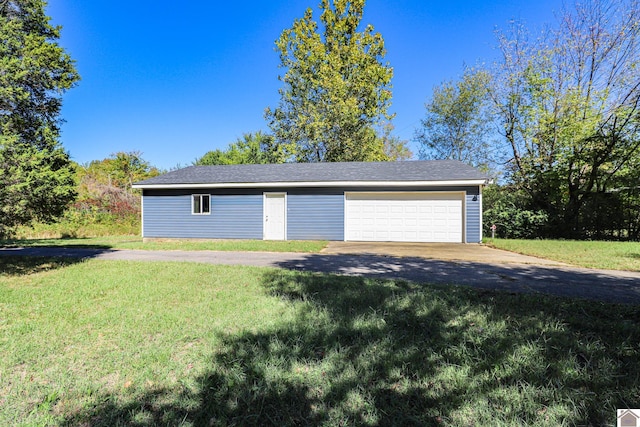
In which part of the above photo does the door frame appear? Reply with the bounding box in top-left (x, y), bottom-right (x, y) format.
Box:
top-left (263, 192), bottom-right (287, 240)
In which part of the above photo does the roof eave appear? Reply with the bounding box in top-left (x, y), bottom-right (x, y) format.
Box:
top-left (132, 179), bottom-right (489, 190)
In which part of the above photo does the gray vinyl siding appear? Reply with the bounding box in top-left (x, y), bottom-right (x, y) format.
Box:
top-left (287, 193), bottom-right (344, 240)
top-left (465, 189), bottom-right (482, 243)
top-left (143, 193), bottom-right (262, 239)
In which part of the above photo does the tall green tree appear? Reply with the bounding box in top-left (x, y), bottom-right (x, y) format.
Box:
top-left (0, 0), bottom-right (79, 237)
top-left (492, 0), bottom-right (640, 237)
top-left (194, 132), bottom-right (287, 165)
top-left (415, 68), bottom-right (494, 170)
top-left (265, 0), bottom-right (394, 162)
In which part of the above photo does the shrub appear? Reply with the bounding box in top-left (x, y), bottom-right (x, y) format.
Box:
top-left (483, 185), bottom-right (549, 239)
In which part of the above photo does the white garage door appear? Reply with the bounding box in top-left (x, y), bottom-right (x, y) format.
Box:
top-left (345, 192), bottom-right (463, 243)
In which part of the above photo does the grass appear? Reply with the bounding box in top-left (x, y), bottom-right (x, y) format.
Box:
top-left (1, 256), bottom-right (638, 426)
top-left (486, 238), bottom-right (640, 271)
top-left (0, 236), bottom-right (328, 253)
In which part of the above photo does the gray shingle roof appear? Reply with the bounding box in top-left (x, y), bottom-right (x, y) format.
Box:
top-left (134, 160), bottom-right (488, 187)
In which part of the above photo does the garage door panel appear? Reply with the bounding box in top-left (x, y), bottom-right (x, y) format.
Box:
top-left (418, 218), bottom-right (430, 227)
top-left (377, 218), bottom-right (389, 227)
top-left (346, 192), bottom-right (463, 243)
top-left (390, 217), bottom-right (403, 226)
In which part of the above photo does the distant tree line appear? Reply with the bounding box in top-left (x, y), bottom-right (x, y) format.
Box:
top-left (5, 0), bottom-right (639, 242)
top-left (73, 151), bottom-right (160, 223)
top-left (415, 0), bottom-right (640, 240)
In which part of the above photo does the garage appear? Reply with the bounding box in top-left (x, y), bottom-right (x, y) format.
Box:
top-left (345, 192), bottom-right (464, 243)
top-left (135, 160), bottom-right (487, 243)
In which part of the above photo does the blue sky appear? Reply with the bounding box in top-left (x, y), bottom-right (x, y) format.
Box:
top-left (47, 0), bottom-right (562, 170)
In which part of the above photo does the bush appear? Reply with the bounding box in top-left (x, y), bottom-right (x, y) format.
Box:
top-left (483, 185), bottom-right (549, 239)
top-left (13, 183), bottom-right (141, 239)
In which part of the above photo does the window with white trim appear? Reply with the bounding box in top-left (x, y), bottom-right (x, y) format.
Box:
top-left (192, 194), bottom-right (210, 215)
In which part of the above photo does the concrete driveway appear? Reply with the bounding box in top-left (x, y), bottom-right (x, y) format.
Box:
top-left (321, 241), bottom-right (566, 265)
top-left (2, 245), bottom-right (640, 304)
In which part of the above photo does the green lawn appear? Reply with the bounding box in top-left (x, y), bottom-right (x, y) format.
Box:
top-left (487, 238), bottom-right (640, 271)
top-left (1, 257), bottom-right (638, 426)
top-left (0, 236), bottom-right (327, 253)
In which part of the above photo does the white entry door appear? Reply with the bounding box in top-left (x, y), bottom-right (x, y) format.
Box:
top-left (264, 193), bottom-right (286, 240)
top-left (345, 192), bottom-right (464, 243)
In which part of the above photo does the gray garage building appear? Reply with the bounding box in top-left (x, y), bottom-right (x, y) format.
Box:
top-left (132, 160), bottom-right (489, 243)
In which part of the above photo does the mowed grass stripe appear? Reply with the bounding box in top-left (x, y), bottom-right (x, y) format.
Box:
top-left (0, 236), bottom-right (328, 253)
top-left (487, 238), bottom-right (640, 271)
top-left (0, 256), bottom-right (638, 426)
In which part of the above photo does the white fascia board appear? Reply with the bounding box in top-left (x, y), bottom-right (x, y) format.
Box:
top-left (132, 179), bottom-right (489, 190)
